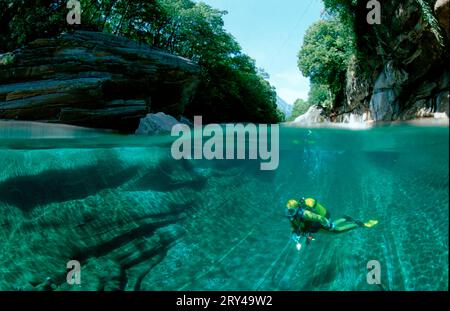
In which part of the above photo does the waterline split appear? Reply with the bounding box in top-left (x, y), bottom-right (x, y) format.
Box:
top-left (171, 116), bottom-right (279, 171)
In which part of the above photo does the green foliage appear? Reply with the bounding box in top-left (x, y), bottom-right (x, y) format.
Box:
top-left (0, 0), bottom-right (281, 123)
top-left (321, 0), bottom-right (357, 27)
top-left (287, 84), bottom-right (332, 121)
top-left (288, 98), bottom-right (312, 121)
top-left (0, 53), bottom-right (15, 65)
top-left (276, 108), bottom-right (286, 122)
top-left (308, 83), bottom-right (332, 108)
top-left (416, 0), bottom-right (444, 47)
top-left (0, 1), bottom-right (69, 53)
top-left (188, 62), bottom-right (280, 124)
top-left (297, 17), bottom-right (354, 107)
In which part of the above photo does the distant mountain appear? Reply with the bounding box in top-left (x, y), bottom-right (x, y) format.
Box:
top-left (276, 96), bottom-right (293, 118)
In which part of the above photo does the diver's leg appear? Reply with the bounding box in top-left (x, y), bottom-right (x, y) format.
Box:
top-left (330, 218), bottom-right (359, 233)
top-left (333, 221), bottom-right (359, 232)
top-left (326, 217), bottom-right (378, 233)
top-left (333, 218), bottom-right (348, 226)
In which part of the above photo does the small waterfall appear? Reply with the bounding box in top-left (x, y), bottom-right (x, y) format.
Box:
top-left (338, 112), bottom-right (372, 129)
top-left (290, 106), bottom-right (371, 129)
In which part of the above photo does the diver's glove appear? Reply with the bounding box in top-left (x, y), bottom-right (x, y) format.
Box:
top-left (291, 233), bottom-right (301, 243)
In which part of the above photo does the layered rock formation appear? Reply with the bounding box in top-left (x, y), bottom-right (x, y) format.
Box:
top-left (338, 0), bottom-right (449, 123)
top-left (0, 31), bottom-right (199, 132)
top-left (0, 128), bottom-right (208, 290)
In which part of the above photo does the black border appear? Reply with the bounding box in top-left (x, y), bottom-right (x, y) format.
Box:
top-left (0, 291), bottom-right (448, 309)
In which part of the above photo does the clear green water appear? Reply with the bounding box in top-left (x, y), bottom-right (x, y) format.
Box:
top-left (0, 122), bottom-right (448, 291)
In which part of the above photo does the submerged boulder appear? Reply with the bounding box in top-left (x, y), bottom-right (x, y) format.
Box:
top-left (0, 31), bottom-right (200, 132)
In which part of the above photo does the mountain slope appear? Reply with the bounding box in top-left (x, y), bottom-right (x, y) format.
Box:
top-left (276, 96), bottom-right (293, 118)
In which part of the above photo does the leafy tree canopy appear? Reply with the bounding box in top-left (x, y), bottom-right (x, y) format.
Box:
top-left (308, 83), bottom-right (332, 108)
top-left (297, 16), bottom-right (354, 107)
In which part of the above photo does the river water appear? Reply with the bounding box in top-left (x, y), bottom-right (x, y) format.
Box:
top-left (0, 121), bottom-right (448, 290)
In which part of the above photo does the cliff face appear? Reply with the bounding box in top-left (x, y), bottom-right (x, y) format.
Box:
top-left (337, 0), bottom-right (449, 123)
top-left (0, 31), bottom-right (200, 132)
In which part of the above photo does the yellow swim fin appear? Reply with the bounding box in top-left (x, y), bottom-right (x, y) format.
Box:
top-left (363, 220), bottom-right (378, 228)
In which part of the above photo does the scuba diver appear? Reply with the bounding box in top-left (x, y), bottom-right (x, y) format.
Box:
top-left (285, 198), bottom-right (378, 250)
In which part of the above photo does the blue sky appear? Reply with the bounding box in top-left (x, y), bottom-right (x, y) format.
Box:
top-left (200, 0), bottom-right (324, 105)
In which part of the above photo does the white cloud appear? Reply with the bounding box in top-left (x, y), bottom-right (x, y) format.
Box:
top-left (269, 70), bottom-right (310, 105)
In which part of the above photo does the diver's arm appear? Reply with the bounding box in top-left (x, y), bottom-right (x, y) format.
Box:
top-left (303, 210), bottom-right (331, 228)
top-left (290, 222), bottom-right (300, 235)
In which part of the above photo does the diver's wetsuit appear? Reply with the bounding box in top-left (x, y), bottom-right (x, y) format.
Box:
top-left (289, 198), bottom-right (332, 235)
top-left (287, 198), bottom-right (378, 236)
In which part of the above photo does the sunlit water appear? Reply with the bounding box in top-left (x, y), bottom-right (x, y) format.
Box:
top-left (0, 121), bottom-right (448, 291)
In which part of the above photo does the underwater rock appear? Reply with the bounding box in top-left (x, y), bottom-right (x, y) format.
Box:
top-left (0, 31), bottom-right (200, 132)
top-left (0, 148), bottom-right (209, 291)
top-left (33, 277), bottom-right (57, 291)
top-left (135, 112), bottom-right (181, 135)
top-left (0, 160), bottom-right (140, 212)
top-left (129, 157), bottom-right (207, 192)
top-left (0, 120), bottom-right (107, 139)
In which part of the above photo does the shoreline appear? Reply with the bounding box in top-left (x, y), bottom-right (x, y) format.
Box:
top-left (0, 117), bottom-right (448, 137)
top-left (284, 116), bottom-right (449, 129)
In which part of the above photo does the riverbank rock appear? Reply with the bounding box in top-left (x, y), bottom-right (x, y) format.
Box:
top-left (293, 105), bottom-right (326, 125)
top-left (288, 105), bottom-right (372, 129)
top-left (136, 112), bottom-right (180, 135)
top-left (435, 0), bottom-right (450, 37)
top-left (335, 0), bottom-right (449, 123)
top-left (0, 31), bottom-right (200, 132)
top-left (369, 61), bottom-right (409, 121)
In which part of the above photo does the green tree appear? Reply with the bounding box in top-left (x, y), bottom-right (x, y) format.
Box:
top-left (297, 16), bottom-right (354, 108)
top-left (321, 0), bottom-right (356, 27)
top-left (308, 83), bottom-right (332, 107)
top-left (0, 0), bottom-right (69, 53)
top-left (288, 99), bottom-right (312, 121)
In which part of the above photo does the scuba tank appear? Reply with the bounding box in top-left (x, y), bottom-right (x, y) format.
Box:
top-left (303, 197), bottom-right (328, 218)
